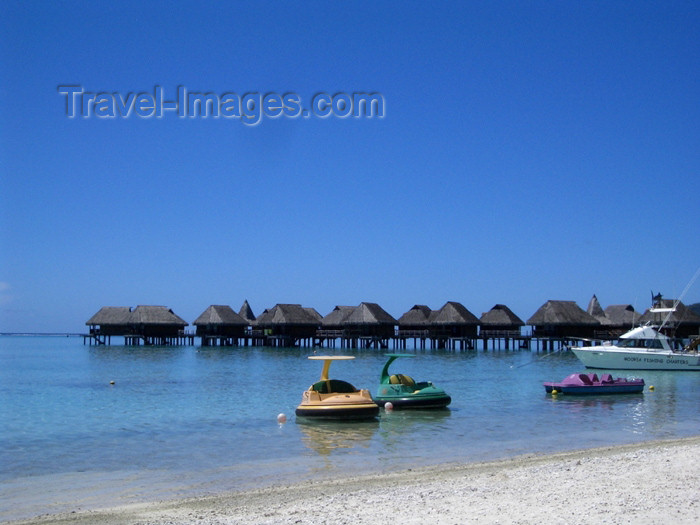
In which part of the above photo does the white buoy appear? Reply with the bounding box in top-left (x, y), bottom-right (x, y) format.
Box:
top-left (384, 402), bottom-right (394, 411)
top-left (277, 413), bottom-right (287, 424)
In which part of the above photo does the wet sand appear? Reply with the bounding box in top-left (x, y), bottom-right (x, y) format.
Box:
top-left (8, 436), bottom-right (700, 525)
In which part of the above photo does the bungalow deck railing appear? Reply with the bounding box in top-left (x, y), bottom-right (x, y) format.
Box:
top-left (316, 329), bottom-right (344, 338)
top-left (479, 329), bottom-right (523, 338)
top-left (396, 329), bottom-right (430, 338)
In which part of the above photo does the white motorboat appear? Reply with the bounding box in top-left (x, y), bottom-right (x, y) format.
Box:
top-left (571, 324), bottom-right (700, 371)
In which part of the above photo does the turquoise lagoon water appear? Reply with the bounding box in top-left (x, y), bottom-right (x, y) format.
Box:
top-left (1, 335), bottom-right (700, 520)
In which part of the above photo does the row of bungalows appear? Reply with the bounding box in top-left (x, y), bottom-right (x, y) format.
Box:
top-left (85, 296), bottom-right (700, 348)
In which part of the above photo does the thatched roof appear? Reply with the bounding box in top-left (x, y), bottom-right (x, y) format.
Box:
top-left (480, 304), bottom-right (524, 327)
top-left (431, 301), bottom-right (480, 325)
top-left (193, 305), bottom-right (248, 326)
top-left (322, 306), bottom-right (356, 326)
top-left (527, 301), bottom-right (599, 326)
top-left (604, 305), bottom-right (640, 326)
top-left (398, 305), bottom-right (432, 326)
top-left (86, 307), bottom-right (132, 326)
top-left (254, 304), bottom-right (320, 326)
top-left (638, 299), bottom-right (700, 326)
top-left (238, 300), bottom-right (256, 323)
top-left (129, 305), bottom-right (188, 326)
top-left (86, 306), bottom-right (188, 326)
top-left (343, 302), bottom-right (397, 326)
top-left (304, 307), bottom-right (323, 323)
top-left (586, 295), bottom-right (614, 326)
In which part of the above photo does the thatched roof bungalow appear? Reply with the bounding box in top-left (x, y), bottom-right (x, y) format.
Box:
top-left (601, 304), bottom-right (641, 338)
top-left (128, 305), bottom-right (188, 337)
top-left (343, 302), bottom-right (397, 338)
top-left (479, 304), bottom-right (524, 336)
top-left (429, 301), bottom-right (480, 338)
top-left (638, 298), bottom-right (700, 338)
top-left (321, 306), bottom-right (356, 330)
top-left (397, 305), bottom-right (432, 332)
top-left (86, 306), bottom-right (133, 335)
top-left (193, 305), bottom-right (248, 337)
top-left (254, 303), bottom-right (320, 338)
top-left (527, 300), bottom-right (599, 338)
top-left (86, 305), bottom-right (188, 337)
top-left (603, 304), bottom-right (640, 327)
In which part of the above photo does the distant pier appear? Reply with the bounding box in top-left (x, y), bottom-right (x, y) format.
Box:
top-left (83, 329), bottom-right (588, 352)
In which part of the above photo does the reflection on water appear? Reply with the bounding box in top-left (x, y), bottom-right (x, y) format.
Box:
top-left (379, 408), bottom-right (451, 435)
top-left (297, 419), bottom-right (379, 456)
top-left (88, 345), bottom-right (187, 363)
top-left (546, 393), bottom-right (644, 409)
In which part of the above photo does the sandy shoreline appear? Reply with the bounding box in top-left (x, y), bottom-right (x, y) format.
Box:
top-left (8, 436), bottom-right (700, 525)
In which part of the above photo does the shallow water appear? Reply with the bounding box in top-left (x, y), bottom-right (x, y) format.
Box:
top-left (1, 336), bottom-right (699, 520)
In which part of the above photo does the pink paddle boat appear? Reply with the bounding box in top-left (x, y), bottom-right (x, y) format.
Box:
top-left (544, 373), bottom-right (644, 395)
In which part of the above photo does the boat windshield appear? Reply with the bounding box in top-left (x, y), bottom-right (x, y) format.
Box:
top-left (617, 338), bottom-right (665, 349)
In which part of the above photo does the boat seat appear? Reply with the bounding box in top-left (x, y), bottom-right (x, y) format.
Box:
top-left (578, 374), bottom-right (593, 385)
top-left (600, 374), bottom-right (614, 384)
top-left (589, 373), bottom-right (599, 383)
top-left (311, 379), bottom-right (357, 394)
top-left (389, 374), bottom-right (416, 388)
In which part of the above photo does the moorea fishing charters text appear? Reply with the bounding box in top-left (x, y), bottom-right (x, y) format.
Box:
top-left (57, 85), bottom-right (385, 125)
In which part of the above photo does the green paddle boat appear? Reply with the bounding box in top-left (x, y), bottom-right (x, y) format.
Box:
top-left (374, 354), bottom-right (451, 409)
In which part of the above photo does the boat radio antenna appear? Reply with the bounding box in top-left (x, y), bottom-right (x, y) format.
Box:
top-left (659, 266), bottom-right (700, 332)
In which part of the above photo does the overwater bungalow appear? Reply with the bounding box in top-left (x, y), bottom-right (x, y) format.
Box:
top-left (638, 297), bottom-right (700, 338)
top-left (479, 304), bottom-right (524, 337)
top-left (429, 301), bottom-right (480, 339)
top-left (254, 303), bottom-right (320, 346)
top-left (394, 305), bottom-right (433, 348)
top-left (86, 306), bottom-right (133, 337)
top-left (341, 302), bottom-right (397, 348)
top-left (603, 304), bottom-right (641, 332)
top-left (128, 305), bottom-right (189, 338)
top-left (321, 306), bottom-right (356, 329)
top-left (193, 305), bottom-right (248, 342)
top-left (527, 300), bottom-right (599, 339)
top-left (317, 306), bottom-right (356, 342)
top-left (86, 305), bottom-right (188, 344)
top-left (397, 305), bottom-right (432, 333)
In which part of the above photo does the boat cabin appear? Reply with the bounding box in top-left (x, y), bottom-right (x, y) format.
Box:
top-left (617, 326), bottom-right (672, 350)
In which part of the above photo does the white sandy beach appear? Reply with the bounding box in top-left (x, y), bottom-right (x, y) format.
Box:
top-left (9, 436), bottom-right (700, 525)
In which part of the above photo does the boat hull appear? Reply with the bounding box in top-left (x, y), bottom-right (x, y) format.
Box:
top-left (572, 347), bottom-right (700, 371)
top-left (543, 373), bottom-right (644, 395)
top-left (543, 383), bottom-right (644, 394)
top-left (295, 389), bottom-right (379, 420)
top-left (374, 384), bottom-right (451, 409)
top-left (374, 394), bottom-right (452, 409)
top-left (295, 403), bottom-right (380, 420)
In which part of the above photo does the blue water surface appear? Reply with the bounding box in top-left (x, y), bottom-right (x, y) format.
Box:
top-left (1, 336), bottom-right (699, 519)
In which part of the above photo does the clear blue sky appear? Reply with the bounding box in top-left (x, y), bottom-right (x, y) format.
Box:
top-left (1, 1), bottom-right (698, 333)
